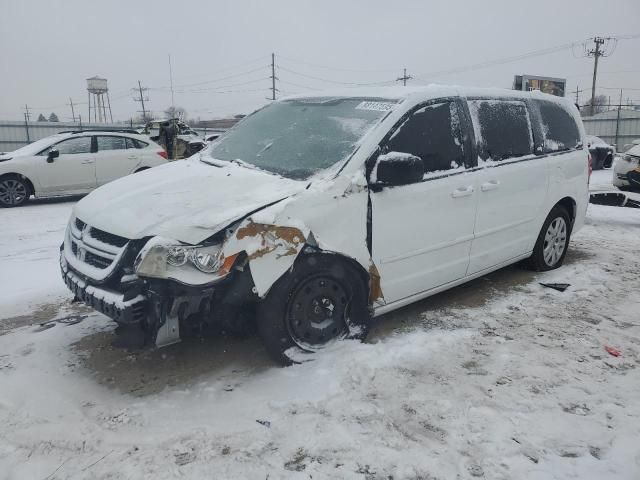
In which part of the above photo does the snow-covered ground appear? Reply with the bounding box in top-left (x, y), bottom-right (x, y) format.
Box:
top-left (1, 181), bottom-right (639, 479)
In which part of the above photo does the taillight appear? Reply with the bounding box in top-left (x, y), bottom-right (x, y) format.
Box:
top-left (157, 150), bottom-right (168, 159)
top-left (587, 153), bottom-right (593, 183)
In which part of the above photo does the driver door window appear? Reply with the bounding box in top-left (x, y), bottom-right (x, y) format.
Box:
top-left (384, 101), bottom-right (465, 175)
top-left (40, 136), bottom-right (92, 156)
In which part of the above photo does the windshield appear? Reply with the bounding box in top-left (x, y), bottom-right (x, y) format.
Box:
top-left (206, 97), bottom-right (396, 179)
top-left (8, 134), bottom-right (67, 156)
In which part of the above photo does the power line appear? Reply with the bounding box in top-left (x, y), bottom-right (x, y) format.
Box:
top-left (278, 79), bottom-right (322, 91)
top-left (278, 65), bottom-right (393, 86)
top-left (414, 42), bottom-right (579, 82)
top-left (150, 65), bottom-right (269, 90)
top-left (277, 54), bottom-right (398, 74)
top-left (174, 77), bottom-right (269, 94)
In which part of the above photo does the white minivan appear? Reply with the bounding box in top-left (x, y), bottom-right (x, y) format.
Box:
top-left (60, 86), bottom-right (589, 364)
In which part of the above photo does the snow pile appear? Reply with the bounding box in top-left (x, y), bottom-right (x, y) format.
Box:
top-left (1, 200), bottom-right (640, 479)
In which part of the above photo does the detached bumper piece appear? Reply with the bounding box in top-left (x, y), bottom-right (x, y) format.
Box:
top-left (61, 263), bottom-right (147, 326)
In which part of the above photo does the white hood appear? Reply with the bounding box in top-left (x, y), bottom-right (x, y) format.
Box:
top-left (73, 158), bottom-right (305, 244)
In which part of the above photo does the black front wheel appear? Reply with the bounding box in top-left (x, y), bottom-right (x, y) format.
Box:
top-left (0, 175), bottom-right (30, 208)
top-left (257, 254), bottom-right (370, 365)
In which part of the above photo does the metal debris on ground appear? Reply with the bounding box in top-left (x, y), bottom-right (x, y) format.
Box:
top-left (539, 283), bottom-right (571, 292)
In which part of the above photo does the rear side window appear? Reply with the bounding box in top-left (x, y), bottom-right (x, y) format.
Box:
top-left (384, 101), bottom-right (465, 174)
top-left (535, 100), bottom-right (581, 152)
top-left (468, 100), bottom-right (533, 161)
top-left (97, 136), bottom-right (127, 151)
top-left (126, 137), bottom-right (147, 149)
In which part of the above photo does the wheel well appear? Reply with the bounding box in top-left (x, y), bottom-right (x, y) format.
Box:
top-left (297, 250), bottom-right (372, 303)
top-left (555, 197), bottom-right (576, 225)
top-left (134, 166), bottom-right (150, 173)
top-left (0, 173), bottom-right (35, 196)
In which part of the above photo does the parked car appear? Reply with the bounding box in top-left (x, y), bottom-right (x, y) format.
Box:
top-left (60, 86), bottom-right (589, 364)
top-left (612, 144), bottom-right (640, 191)
top-left (622, 138), bottom-right (640, 152)
top-left (0, 130), bottom-right (168, 207)
top-left (142, 119), bottom-right (205, 159)
top-left (586, 135), bottom-right (614, 170)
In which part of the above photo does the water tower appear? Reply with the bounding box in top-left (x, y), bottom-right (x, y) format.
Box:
top-left (87, 76), bottom-right (113, 123)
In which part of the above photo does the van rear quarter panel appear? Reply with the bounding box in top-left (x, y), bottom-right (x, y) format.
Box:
top-left (546, 147), bottom-right (589, 231)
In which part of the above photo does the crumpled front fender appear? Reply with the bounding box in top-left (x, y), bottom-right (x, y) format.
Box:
top-left (221, 220), bottom-right (308, 297)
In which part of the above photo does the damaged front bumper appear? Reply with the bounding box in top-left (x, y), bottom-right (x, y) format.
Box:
top-left (60, 247), bottom-right (251, 348)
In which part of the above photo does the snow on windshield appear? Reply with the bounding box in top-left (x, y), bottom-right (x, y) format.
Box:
top-left (207, 98), bottom-right (395, 180)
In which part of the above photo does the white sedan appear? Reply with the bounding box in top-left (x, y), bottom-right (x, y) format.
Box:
top-left (612, 144), bottom-right (640, 191)
top-left (0, 130), bottom-right (168, 207)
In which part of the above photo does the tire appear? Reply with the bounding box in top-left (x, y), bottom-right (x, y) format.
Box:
top-left (525, 205), bottom-right (572, 271)
top-left (256, 254), bottom-right (370, 365)
top-left (0, 174), bottom-right (30, 208)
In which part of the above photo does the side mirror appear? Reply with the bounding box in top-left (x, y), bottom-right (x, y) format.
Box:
top-left (47, 149), bottom-right (60, 163)
top-left (372, 152), bottom-right (424, 187)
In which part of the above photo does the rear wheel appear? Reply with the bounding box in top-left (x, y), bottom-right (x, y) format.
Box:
top-left (257, 254), bottom-right (370, 365)
top-left (525, 205), bottom-right (571, 271)
top-left (0, 175), bottom-right (30, 208)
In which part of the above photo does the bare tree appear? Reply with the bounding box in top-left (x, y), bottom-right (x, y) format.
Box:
top-left (164, 106), bottom-right (187, 120)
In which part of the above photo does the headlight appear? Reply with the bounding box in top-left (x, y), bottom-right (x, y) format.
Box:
top-left (190, 249), bottom-right (220, 273)
top-left (167, 246), bottom-right (189, 266)
top-left (135, 238), bottom-right (233, 285)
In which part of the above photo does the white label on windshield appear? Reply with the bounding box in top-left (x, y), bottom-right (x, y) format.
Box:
top-left (355, 101), bottom-right (394, 112)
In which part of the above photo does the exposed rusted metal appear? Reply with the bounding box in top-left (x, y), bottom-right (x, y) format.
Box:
top-left (368, 262), bottom-right (384, 303)
top-left (235, 222), bottom-right (305, 260)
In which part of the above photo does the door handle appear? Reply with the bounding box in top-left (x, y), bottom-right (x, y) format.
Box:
top-left (127, 155), bottom-right (137, 160)
top-left (451, 185), bottom-right (474, 198)
top-left (81, 160), bottom-right (95, 165)
top-left (481, 180), bottom-right (500, 192)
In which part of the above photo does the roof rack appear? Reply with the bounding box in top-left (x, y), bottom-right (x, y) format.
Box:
top-left (57, 129), bottom-right (141, 135)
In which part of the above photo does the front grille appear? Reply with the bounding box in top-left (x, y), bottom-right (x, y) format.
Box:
top-left (68, 218), bottom-right (130, 274)
top-left (84, 250), bottom-right (113, 269)
top-left (90, 227), bottom-right (128, 248)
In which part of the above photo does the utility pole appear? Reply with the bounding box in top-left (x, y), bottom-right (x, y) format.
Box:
top-left (588, 37), bottom-right (604, 116)
top-left (574, 86), bottom-right (581, 105)
top-left (23, 104), bottom-right (31, 143)
top-left (133, 80), bottom-right (149, 121)
top-left (614, 89), bottom-right (623, 151)
top-left (270, 52), bottom-right (277, 100)
top-left (584, 36), bottom-right (616, 116)
top-left (168, 54), bottom-right (175, 111)
top-left (396, 68), bottom-right (412, 86)
top-left (68, 97), bottom-right (76, 122)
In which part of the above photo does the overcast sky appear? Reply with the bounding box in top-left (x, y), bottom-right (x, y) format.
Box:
top-left (1, 0), bottom-right (639, 122)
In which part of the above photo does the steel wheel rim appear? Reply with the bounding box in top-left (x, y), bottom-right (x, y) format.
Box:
top-left (543, 217), bottom-right (567, 267)
top-left (0, 179), bottom-right (27, 205)
top-left (286, 274), bottom-right (350, 350)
